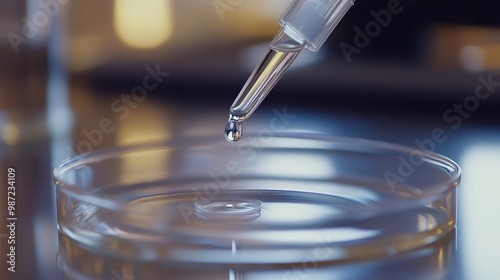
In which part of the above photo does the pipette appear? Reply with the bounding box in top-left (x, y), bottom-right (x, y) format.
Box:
top-left (224, 0), bottom-right (355, 142)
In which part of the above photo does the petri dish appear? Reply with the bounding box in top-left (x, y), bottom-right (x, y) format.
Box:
top-left (54, 133), bottom-right (460, 278)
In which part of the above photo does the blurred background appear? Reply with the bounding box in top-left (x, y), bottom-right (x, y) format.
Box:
top-left (1, 0), bottom-right (500, 279)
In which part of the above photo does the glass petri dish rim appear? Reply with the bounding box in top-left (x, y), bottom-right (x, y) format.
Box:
top-left (53, 132), bottom-right (461, 215)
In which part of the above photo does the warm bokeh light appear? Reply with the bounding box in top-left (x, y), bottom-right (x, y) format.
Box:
top-left (2, 121), bottom-right (19, 146)
top-left (460, 44), bottom-right (500, 72)
top-left (225, 1), bottom-right (288, 38)
top-left (113, 0), bottom-right (173, 49)
top-left (432, 25), bottom-right (500, 72)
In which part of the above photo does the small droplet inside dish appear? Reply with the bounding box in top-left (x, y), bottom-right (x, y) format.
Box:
top-left (195, 197), bottom-right (261, 221)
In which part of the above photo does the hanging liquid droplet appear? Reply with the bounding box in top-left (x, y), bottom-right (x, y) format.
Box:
top-left (224, 121), bottom-right (242, 142)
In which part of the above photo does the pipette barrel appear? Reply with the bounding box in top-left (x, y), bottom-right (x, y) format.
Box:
top-left (280, 0), bottom-right (355, 52)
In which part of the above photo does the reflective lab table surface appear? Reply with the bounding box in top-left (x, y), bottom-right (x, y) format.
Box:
top-left (1, 85), bottom-right (499, 280)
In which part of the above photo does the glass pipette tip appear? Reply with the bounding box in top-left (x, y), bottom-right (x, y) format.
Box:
top-left (224, 29), bottom-right (304, 142)
top-left (224, 0), bottom-right (355, 142)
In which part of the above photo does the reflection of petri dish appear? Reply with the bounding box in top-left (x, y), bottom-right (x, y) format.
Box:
top-left (54, 133), bottom-right (460, 272)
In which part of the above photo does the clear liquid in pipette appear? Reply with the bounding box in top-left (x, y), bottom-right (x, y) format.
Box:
top-left (225, 43), bottom-right (303, 142)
